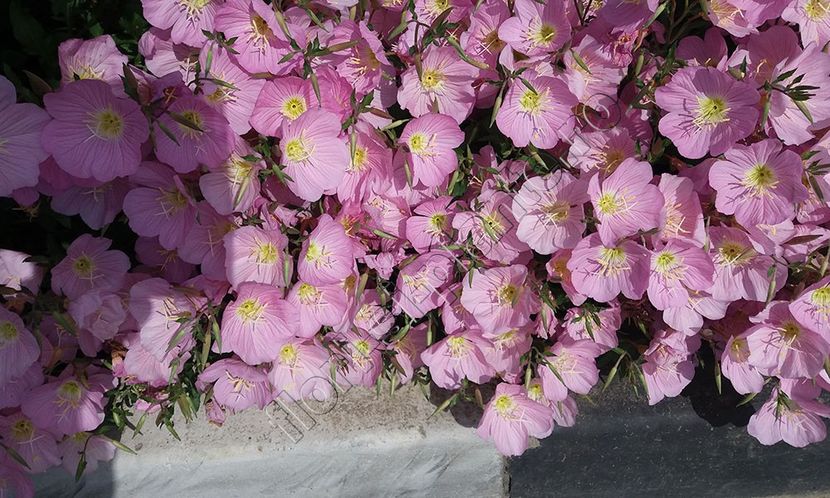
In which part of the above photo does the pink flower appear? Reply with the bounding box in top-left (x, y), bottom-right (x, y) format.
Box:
top-left (51, 176), bottom-right (129, 230)
top-left (353, 289), bottom-right (395, 339)
top-left (641, 329), bottom-right (699, 405)
top-left (250, 76), bottom-right (314, 136)
top-left (0, 412), bottom-right (61, 474)
top-left (562, 304), bottom-right (622, 354)
top-left (154, 95), bottom-right (235, 173)
top-left (655, 66), bottom-right (759, 159)
top-left (68, 291), bottom-right (126, 344)
top-left (748, 388), bottom-right (830, 447)
top-left (656, 174), bottom-right (706, 245)
top-left (21, 367), bottom-right (111, 437)
top-left (405, 196), bottom-right (456, 253)
top-left (421, 328), bottom-right (495, 390)
top-left (390, 323), bottom-right (428, 384)
top-left (223, 225), bottom-right (289, 289)
top-left (58, 35), bottom-right (127, 92)
top-left (0, 250), bottom-right (43, 294)
top-left (0, 455), bottom-right (33, 497)
top-left (58, 433), bottom-right (115, 476)
top-left (720, 333), bottom-right (764, 394)
top-left (199, 45), bottom-right (265, 135)
top-left (496, 72), bottom-right (578, 149)
top-left (299, 214), bottom-right (355, 285)
top-left (538, 340), bottom-right (601, 401)
top-left (336, 22), bottom-right (394, 97)
top-left (782, 0), bottom-right (830, 50)
top-left (280, 109), bottom-right (349, 201)
top-left (0, 76), bottom-right (49, 196)
top-left (139, 28), bottom-right (200, 82)
top-left (122, 333), bottom-right (189, 387)
top-left (676, 27), bottom-right (728, 69)
top-left (662, 291), bottom-right (729, 335)
top-left (0, 366), bottom-right (42, 411)
top-left (511, 171), bottom-right (588, 254)
top-left (648, 238), bottom-right (714, 310)
top-left (199, 144), bottom-right (263, 216)
top-left (123, 162), bottom-right (197, 251)
top-left (335, 330), bottom-right (384, 388)
top-left (710, 140), bottom-right (809, 227)
top-left (453, 189), bottom-right (530, 264)
top-left (220, 282), bottom-right (297, 364)
top-left (142, 0), bottom-right (222, 46)
top-left (397, 46), bottom-right (476, 124)
top-left (42, 80), bottom-right (148, 181)
top-left (461, 265), bottom-right (539, 336)
top-left (567, 128), bottom-right (636, 175)
top-left (337, 124), bottom-right (391, 204)
top-left (393, 251), bottom-right (454, 319)
top-left (589, 158), bottom-right (664, 245)
top-left (287, 280), bottom-right (349, 338)
top-left (477, 382), bottom-right (553, 456)
top-left (398, 114), bottom-right (464, 188)
top-left (708, 226), bottom-right (786, 302)
top-left (51, 235), bottom-right (129, 299)
top-left (197, 359), bottom-right (273, 412)
top-left (790, 277), bottom-right (830, 338)
top-left (459, 1), bottom-right (509, 70)
top-left (0, 308), bottom-right (39, 385)
top-left (268, 339), bottom-right (334, 401)
top-left (214, 0), bottom-right (291, 74)
top-left (498, 0), bottom-right (570, 56)
top-left (746, 301), bottom-right (829, 379)
top-left (129, 278), bottom-right (202, 361)
top-left (568, 234), bottom-right (650, 302)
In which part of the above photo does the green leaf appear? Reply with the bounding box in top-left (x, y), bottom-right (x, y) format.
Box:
top-left (168, 112), bottom-right (204, 132)
top-left (737, 391), bottom-right (759, 407)
top-left (603, 351), bottom-right (627, 392)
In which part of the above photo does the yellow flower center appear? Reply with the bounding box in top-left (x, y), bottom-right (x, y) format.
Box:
top-left (297, 283), bottom-right (320, 304)
top-left (694, 96), bottom-right (730, 127)
top-left (71, 65), bottom-right (102, 80)
top-left (350, 146), bottom-right (368, 172)
top-left (519, 89), bottom-right (546, 114)
top-left (597, 192), bottom-right (622, 215)
top-left (281, 96), bottom-right (307, 120)
top-left (354, 339), bottom-right (371, 356)
top-left (428, 0), bottom-right (450, 15)
top-left (655, 251), bottom-right (677, 271)
top-left (780, 321), bottom-right (801, 341)
top-left (805, 0), bottom-right (830, 20)
top-left (0, 321), bottom-right (18, 342)
top-left (251, 15), bottom-right (273, 38)
top-left (159, 188), bottom-right (189, 215)
top-left (481, 213), bottom-right (505, 239)
top-left (57, 381), bottom-right (83, 408)
top-left (72, 255), bottom-right (95, 278)
top-left (254, 242), bottom-right (280, 264)
top-left (742, 163), bottom-right (779, 196)
top-left (91, 109), bottom-right (124, 139)
top-left (493, 394), bottom-right (516, 416)
top-left (178, 110), bottom-right (204, 137)
top-left (11, 419), bottom-right (33, 441)
top-left (427, 213), bottom-right (447, 234)
top-left (446, 335), bottom-right (470, 358)
top-left (420, 69), bottom-right (445, 91)
top-left (717, 241), bottom-right (753, 265)
top-left (530, 24), bottom-right (557, 47)
top-left (280, 343), bottom-right (298, 364)
top-left (236, 298), bottom-right (264, 322)
top-left (408, 133), bottom-right (431, 155)
top-left (812, 286), bottom-right (830, 306)
top-left (498, 284), bottom-right (519, 306)
top-left (284, 138), bottom-right (311, 162)
top-left (179, 0), bottom-right (212, 17)
top-left (598, 247), bottom-right (630, 276)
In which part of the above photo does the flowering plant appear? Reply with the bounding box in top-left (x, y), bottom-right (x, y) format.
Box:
top-left (3, 0), bottom-right (830, 492)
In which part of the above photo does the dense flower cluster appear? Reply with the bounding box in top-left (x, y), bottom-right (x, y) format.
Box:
top-left (3, 0), bottom-right (830, 491)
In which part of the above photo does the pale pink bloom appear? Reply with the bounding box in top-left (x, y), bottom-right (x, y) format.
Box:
top-left (21, 367), bottom-right (112, 437)
top-left (138, 28), bottom-right (200, 82)
top-left (538, 340), bottom-right (601, 402)
top-left (199, 45), bottom-right (265, 134)
top-left (68, 291), bottom-right (126, 345)
top-left (656, 174), bottom-right (706, 245)
top-left (709, 140), bottom-right (809, 227)
top-left (123, 162), bottom-right (196, 250)
top-left (598, 0), bottom-right (659, 30)
top-left (790, 277), bottom-right (830, 338)
top-left (0, 455), bottom-right (33, 498)
top-left (51, 177), bottom-right (130, 230)
top-left (568, 234), bottom-right (650, 302)
top-left (662, 291), bottom-right (729, 335)
top-left (0, 365), bottom-right (43, 410)
top-left (511, 171), bottom-right (588, 254)
top-left (768, 46), bottom-right (830, 145)
top-left (215, 0), bottom-right (292, 74)
top-left (0, 412), bottom-right (60, 474)
top-left (547, 250), bottom-right (586, 306)
top-left (135, 237), bottom-right (196, 284)
top-left (567, 128), bottom-right (636, 176)
top-left (746, 301), bottom-right (830, 379)
top-left (459, 1), bottom-right (509, 70)
top-left (223, 225), bottom-right (289, 289)
top-left (564, 35), bottom-right (626, 108)
top-left (405, 196), bottom-right (456, 253)
top-left (720, 333), bottom-right (764, 394)
top-left (353, 289), bottom-right (394, 339)
top-left (0, 308), bottom-right (39, 384)
top-left (0, 250), bottom-right (43, 294)
top-left (477, 383), bottom-right (553, 456)
top-left (51, 235), bottom-right (129, 299)
top-left (122, 334), bottom-right (189, 387)
top-left (200, 141), bottom-right (263, 216)
top-left (391, 323), bottom-right (428, 384)
top-left (394, 251), bottom-right (455, 319)
top-left (439, 284), bottom-right (473, 335)
top-left (337, 124), bottom-right (391, 204)
top-left (783, 0), bottom-right (830, 51)
top-left (58, 35), bottom-right (127, 92)
top-left (142, 0), bottom-right (222, 46)
top-left (421, 329), bottom-right (495, 390)
top-left (250, 76), bottom-right (314, 136)
top-left (154, 95), bottom-right (235, 173)
top-left (461, 265), bottom-right (539, 336)
top-left (336, 22), bottom-right (394, 97)
top-left (676, 28), bottom-right (728, 69)
top-left (58, 433), bottom-right (115, 476)
top-left (398, 114), bottom-right (464, 188)
top-left (287, 280), bottom-right (349, 338)
top-left (562, 303), bottom-right (622, 354)
top-left (220, 282), bottom-right (297, 364)
top-left (268, 339), bottom-right (334, 401)
top-left (42, 80), bottom-right (148, 181)
top-left (482, 326), bottom-right (533, 380)
top-left (535, 305), bottom-right (559, 340)
top-left (129, 277), bottom-right (202, 361)
top-left (280, 109), bottom-right (349, 201)
top-left (705, 0), bottom-right (783, 37)
top-left (299, 214), bottom-right (355, 286)
top-left (748, 388), bottom-right (830, 447)
top-left (498, 0), bottom-right (570, 56)
top-left (397, 46), bottom-right (476, 124)
top-left (589, 158), bottom-right (664, 245)
top-left (453, 189), bottom-right (530, 264)
top-left (496, 72), bottom-right (577, 149)
top-left (178, 204), bottom-right (236, 281)
top-left (648, 238), bottom-right (714, 310)
top-left (335, 330), bottom-right (384, 388)
top-left (655, 66), bottom-right (759, 159)
top-left (197, 359), bottom-right (273, 412)
top-left (708, 226), bottom-right (786, 302)
top-left (641, 329), bottom-right (699, 405)
top-left (0, 76), bottom-right (49, 196)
